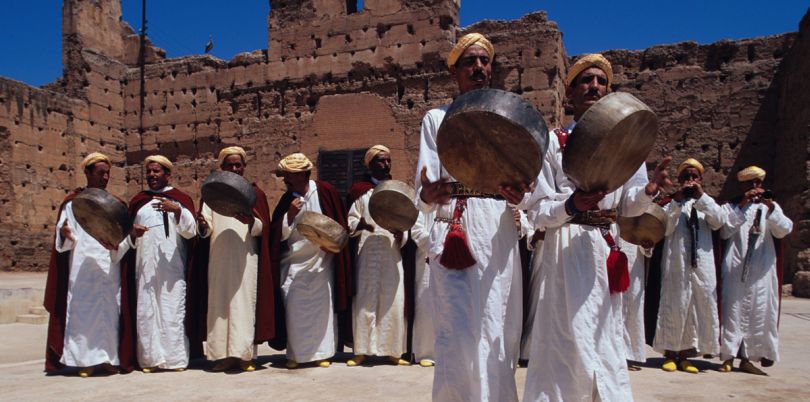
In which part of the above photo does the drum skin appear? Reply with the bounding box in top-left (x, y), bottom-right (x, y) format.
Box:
top-left (201, 170), bottom-right (257, 217)
top-left (563, 92), bottom-right (658, 193)
top-left (618, 204), bottom-right (667, 246)
top-left (437, 88), bottom-right (549, 193)
top-left (297, 211), bottom-right (349, 254)
top-left (368, 180), bottom-right (418, 232)
top-left (72, 188), bottom-right (132, 246)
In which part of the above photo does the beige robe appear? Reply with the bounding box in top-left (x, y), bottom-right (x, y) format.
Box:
top-left (200, 203), bottom-right (263, 361)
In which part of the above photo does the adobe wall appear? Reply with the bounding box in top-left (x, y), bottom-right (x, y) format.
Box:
top-left (0, 0), bottom-right (808, 288)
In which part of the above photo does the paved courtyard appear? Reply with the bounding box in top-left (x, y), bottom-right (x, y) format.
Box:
top-left (1, 273), bottom-right (808, 401)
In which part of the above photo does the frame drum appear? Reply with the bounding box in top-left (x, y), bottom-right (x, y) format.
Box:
top-left (201, 170), bottom-right (257, 217)
top-left (297, 211), bottom-right (349, 254)
top-left (72, 188), bottom-right (132, 246)
top-left (368, 180), bottom-right (418, 232)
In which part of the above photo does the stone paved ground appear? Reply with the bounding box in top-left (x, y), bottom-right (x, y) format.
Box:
top-left (1, 272), bottom-right (809, 401)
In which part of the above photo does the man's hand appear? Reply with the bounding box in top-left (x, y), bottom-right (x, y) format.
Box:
top-left (197, 214), bottom-right (209, 234)
top-left (500, 183), bottom-right (530, 205)
top-left (391, 230), bottom-right (403, 246)
top-left (738, 187), bottom-right (765, 209)
top-left (152, 197), bottom-right (181, 221)
top-left (419, 167), bottom-right (451, 205)
top-left (287, 198), bottom-right (303, 225)
top-left (129, 224), bottom-right (148, 242)
top-left (356, 217), bottom-right (375, 233)
top-left (646, 156), bottom-right (673, 196)
top-left (640, 239), bottom-right (654, 249)
top-left (572, 190), bottom-right (606, 212)
top-left (59, 220), bottom-right (75, 245)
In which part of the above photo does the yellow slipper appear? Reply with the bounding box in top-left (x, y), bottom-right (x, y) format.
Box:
top-left (286, 359), bottom-right (299, 369)
top-left (419, 359), bottom-right (435, 367)
top-left (142, 367), bottom-right (153, 374)
top-left (318, 360), bottom-right (331, 368)
top-left (78, 367), bottom-right (94, 378)
top-left (347, 355), bottom-right (366, 367)
top-left (679, 360), bottom-right (699, 374)
top-left (389, 356), bottom-right (411, 366)
top-left (239, 360), bottom-right (256, 372)
top-left (661, 359), bottom-right (677, 372)
top-left (740, 360), bottom-right (767, 376)
top-left (719, 359), bottom-right (733, 373)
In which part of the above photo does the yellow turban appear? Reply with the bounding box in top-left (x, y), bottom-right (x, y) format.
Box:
top-left (218, 146), bottom-right (247, 166)
top-left (276, 153), bottom-right (313, 175)
top-left (737, 165), bottom-right (766, 182)
top-left (447, 33), bottom-right (495, 68)
top-left (144, 154), bottom-right (173, 171)
top-left (676, 158), bottom-right (705, 176)
top-left (364, 145), bottom-right (390, 167)
top-left (80, 152), bottom-right (111, 171)
top-left (566, 53), bottom-right (614, 88)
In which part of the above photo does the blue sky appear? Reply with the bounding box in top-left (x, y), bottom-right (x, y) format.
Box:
top-left (1, 1), bottom-right (807, 87)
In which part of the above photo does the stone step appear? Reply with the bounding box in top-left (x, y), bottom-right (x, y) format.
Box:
top-left (29, 306), bottom-right (47, 315)
top-left (16, 314), bottom-right (48, 325)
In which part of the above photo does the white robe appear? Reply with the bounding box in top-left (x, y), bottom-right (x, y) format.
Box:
top-left (411, 210), bottom-right (436, 362)
top-left (719, 202), bottom-right (792, 362)
top-left (348, 187), bottom-right (408, 358)
top-left (200, 202), bottom-right (263, 361)
top-left (279, 181), bottom-right (337, 363)
top-left (653, 194), bottom-right (740, 355)
top-left (130, 188), bottom-right (196, 369)
top-left (55, 200), bottom-right (130, 367)
top-left (521, 127), bottom-right (652, 402)
top-left (619, 242), bottom-right (651, 363)
top-left (417, 106), bottom-right (523, 402)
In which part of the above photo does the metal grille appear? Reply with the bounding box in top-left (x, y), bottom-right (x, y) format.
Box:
top-left (317, 149), bottom-right (368, 200)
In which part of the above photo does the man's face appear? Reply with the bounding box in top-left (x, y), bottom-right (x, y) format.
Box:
top-left (282, 171), bottom-right (309, 195)
top-left (85, 162), bottom-right (111, 189)
top-left (566, 67), bottom-right (609, 116)
top-left (451, 45), bottom-right (492, 95)
top-left (145, 162), bottom-right (170, 191)
top-left (221, 154), bottom-right (246, 176)
top-left (369, 152), bottom-right (392, 180)
top-left (678, 167), bottom-right (702, 185)
top-left (740, 178), bottom-right (763, 192)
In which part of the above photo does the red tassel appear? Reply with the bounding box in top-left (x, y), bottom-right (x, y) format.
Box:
top-left (439, 198), bottom-right (476, 270)
top-left (606, 249), bottom-right (630, 293)
top-left (440, 223), bottom-right (477, 270)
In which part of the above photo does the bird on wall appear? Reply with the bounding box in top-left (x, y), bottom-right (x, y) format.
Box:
top-left (204, 35), bottom-right (214, 53)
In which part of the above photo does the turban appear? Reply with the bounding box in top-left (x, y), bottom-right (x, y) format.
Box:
top-left (144, 155), bottom-right (173, 172)
top-left (218, 146), bottom-right (247, 165)
top-left (447, 33), bottom-right (495, 68)
top-left (737, 165), bottom-right (766, 182)
top-left (80, 152), bottom-right (111, 171)
top-left (276, 153), bottom-right (313, 176)
top-left (364, 145), bottom-right (390, 167)
top-left (566, 53), bottom-right (614, 88)
top-left (676, 158), bottom-right (705, 176)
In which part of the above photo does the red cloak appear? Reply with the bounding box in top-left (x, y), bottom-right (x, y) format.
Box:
top-left (43, 189), bottom-right (137, 373)
top-left (268, 180), bottom-right (353, 350)
top-left (186, 184), bottom-right (275, 358)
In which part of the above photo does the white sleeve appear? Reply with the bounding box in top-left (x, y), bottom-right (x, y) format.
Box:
top-left (694, 193), bottom-right (733, 231)
top-left (348, 198), bottom-right (365, 237)
top-left (198, 203), bottom-right (213, 239)
top-left (176, 206), bottom-right (197, 240)
top-left (250, 216), bottom-right (263, 237)
top-left (54, 204), bottom-right (76, 253)
top-left (664, 201), bottom-right (682, 236)
top-left (415, 111), bottom-right (442, 214)
top-left (767, 203), bottom-right (793, 239)
top-left (619, 164), bottom-right (654, 218)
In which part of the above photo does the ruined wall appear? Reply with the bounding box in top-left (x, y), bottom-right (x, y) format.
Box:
top-left (772, 11), bottom-right (810, 289)
top-left (1, 0), bottom-right (808, 286)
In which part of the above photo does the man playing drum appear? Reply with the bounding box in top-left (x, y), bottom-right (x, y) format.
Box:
top-left (347, 145), bottom-right (410, 367)
top-left (190, 146), bottom-right (274, 372)
top-left (44, 152), bottom-right (140, 377)
top-left (269, 152), bottom-right (351, 369)
top-left (653, 158), bottom-right (742, 374)
top-left (718, 166), bottom-right (792, 375)
top-left (416, 33), bottom-right (524, 401)
top-left (516, 54), bottom-right (670, 401)
top-left (127, 155), bottom-right (196, 373)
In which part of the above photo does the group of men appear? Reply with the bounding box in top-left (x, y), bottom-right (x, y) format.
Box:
top-left (42, 31), bottom-right (792, 402)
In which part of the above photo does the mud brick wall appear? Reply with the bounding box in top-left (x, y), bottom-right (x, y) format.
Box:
top-left (0, 0), bottom-right (808, 287)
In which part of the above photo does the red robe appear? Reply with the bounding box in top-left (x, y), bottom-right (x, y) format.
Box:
top-left (268, 180), bottom-right (353, 349)
top-left (44, 189), bottom-right (136, 373)
top-left (186, 184), bottom-right (275, 358)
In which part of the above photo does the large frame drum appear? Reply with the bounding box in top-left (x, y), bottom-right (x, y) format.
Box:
top-left (201, 170), bottom-right (257, 217)
top-left (72, 188), bottom-right (131, 246)
top-left (297, 211), bottom-right (349, 254)
top-left (563, 92), bottom-right (658, 193)
top-left (617, 204), bottom-right (667, 246)
top-left (368, 180), bottom-right (418, 232)
top-left (437, 88), bottom-right (549, 193)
